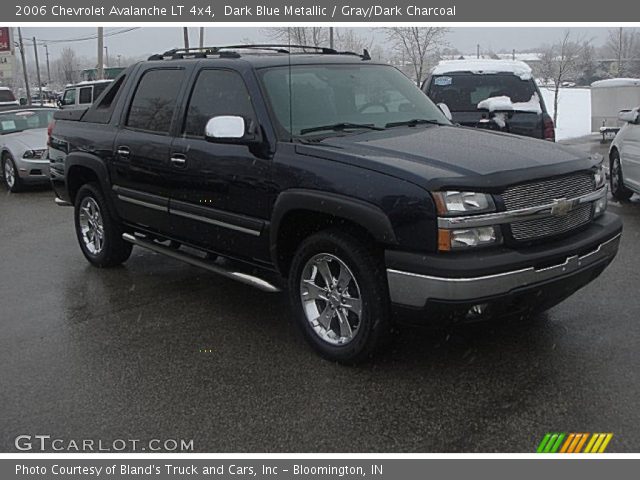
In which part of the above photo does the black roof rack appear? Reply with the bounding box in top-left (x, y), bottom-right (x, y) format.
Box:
top-left (148, 44), bottom-right (371, 61)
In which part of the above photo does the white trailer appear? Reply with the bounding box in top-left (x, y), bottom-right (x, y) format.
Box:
top-left (591, 78), bottom-right (640, 141)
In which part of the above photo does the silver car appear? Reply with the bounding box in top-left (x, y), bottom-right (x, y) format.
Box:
top-left (1, 107), bottom-right (56, 192)
top-left (610, 106), bottom-right (640, 200)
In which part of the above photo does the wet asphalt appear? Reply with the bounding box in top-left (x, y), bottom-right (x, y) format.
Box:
top-left (1, 140), bottom-right (639, 453)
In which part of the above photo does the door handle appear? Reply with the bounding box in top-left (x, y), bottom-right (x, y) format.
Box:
top-left (116, 146), bottom-right (130, 158)
top-left (170, 155), bottom-right (187, 167)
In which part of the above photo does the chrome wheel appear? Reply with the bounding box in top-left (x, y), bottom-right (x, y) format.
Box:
top-left (4, 160), bottom-right (15, 188)
top-left (300, 253), bottom-right (362, 345)
top-left (611, 156), bottom-right (621, 191)
top-left (78, 197), bottom-right (105, 255)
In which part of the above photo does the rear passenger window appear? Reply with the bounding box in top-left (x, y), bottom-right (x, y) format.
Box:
top-left (183, 70), bottom-right (255, 137)
top-left (127, 69), bottom-right (184, 134)
top-left (78, 87), bottom-right (92, 104)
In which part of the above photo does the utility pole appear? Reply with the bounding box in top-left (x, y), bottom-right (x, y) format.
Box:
top-left (44, 44), bottom-right (51, 84)
top-left (199, 27), bottom-right (204, 49)
top-left (17, 28), bottom-right (31, 105)
top-left (329, 27), bottom-right (334, 49)
top-left (32, 38), bottom-right (43, 106)
top-left (183, 27), bottom-right (189, 50)
top-left (117, 54), bottom-right (122, 67)
top-left (477, 44), bottom-right (480, 59)
top-left (512, 49), bottom-right (516, 60)
top-left (97, 27), bottom-right (104, 80)
top-left (104, 46), bottom-right (109, 68)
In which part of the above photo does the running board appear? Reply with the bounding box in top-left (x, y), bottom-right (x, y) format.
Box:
top-left (122, 233), bottom-right (281, 293)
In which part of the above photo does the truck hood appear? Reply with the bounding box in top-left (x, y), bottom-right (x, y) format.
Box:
top-left (295, 125), bottom-right (597, 191)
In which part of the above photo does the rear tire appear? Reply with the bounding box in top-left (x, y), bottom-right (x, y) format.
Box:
top-left (288, 229), bottom-right (391, 364)
top-left (2, 154), bottom-right (23, 193)
top-left (610, 150), bottom-right (633, 201)
top-left (74, 182), bottom-right (132, 268)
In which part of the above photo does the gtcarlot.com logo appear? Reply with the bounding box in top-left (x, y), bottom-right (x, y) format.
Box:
top-left (14, 435), bottom-right (194, 452)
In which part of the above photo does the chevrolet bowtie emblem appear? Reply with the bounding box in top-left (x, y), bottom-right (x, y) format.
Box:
top-left (550, 198), bottom-right (574, 216)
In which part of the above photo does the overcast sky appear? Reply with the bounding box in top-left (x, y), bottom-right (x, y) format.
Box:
top-left (16, 27), bottom-right (612, 63)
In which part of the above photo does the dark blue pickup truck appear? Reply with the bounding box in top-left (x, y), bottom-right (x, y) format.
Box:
top-left (49, 45), bottom-right (621, 363)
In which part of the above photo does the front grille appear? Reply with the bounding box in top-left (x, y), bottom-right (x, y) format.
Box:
top-left (510, 203), bottom-right (592, 241)
top-left (501, 172), bottom-right (595, 242)
top-left (502, 172), bottom-right (595, 210)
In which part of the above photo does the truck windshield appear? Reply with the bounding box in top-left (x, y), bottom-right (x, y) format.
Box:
top-left (259, 64), bottom-right (449, 138)
top-left (427, 73), bottom-right (539, 112)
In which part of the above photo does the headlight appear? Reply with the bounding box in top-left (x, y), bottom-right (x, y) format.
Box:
top-left (433, 191), bottom-right (495, 216)
top-left (23, 149), bottom-right (46, 159)
top-left (593, 163), bottom-right (606, 189)
top-left (438, 226), bottom-right (502, 251)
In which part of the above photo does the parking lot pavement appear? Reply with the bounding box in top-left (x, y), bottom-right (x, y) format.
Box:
top-left (1, 185), bottom-right (639, 453)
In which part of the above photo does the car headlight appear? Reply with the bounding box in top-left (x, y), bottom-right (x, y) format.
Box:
top-left (23, 149), bottom-right (46, 159)
top-left (432, 191), bottom-right (495, 216)
top-left (438, 226), bottom-right (503, 251)
top-left (593, 162), bottom-right (606, 189)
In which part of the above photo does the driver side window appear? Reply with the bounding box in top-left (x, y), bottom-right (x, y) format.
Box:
top-left (62, 89), bottom-right (76, 106)
top-left (183, 69), bottom-right (256, 137)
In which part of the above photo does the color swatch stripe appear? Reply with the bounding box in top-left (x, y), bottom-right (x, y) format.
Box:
top-left (537, 433), bottom-right (612, 453)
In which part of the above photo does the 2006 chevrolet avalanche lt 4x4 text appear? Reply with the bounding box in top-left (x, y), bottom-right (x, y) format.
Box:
top-left (49, 45), bottom-right (622, 363)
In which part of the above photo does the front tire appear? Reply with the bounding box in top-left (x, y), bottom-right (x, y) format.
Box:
top-left (74, 182), bottom-right (132, 267)
top-left (610, 150), bottom-right (633, 201)
top-left (288, 229), bottom-right (391, 364)
top-left (2, 154), bottom-right (22, 193)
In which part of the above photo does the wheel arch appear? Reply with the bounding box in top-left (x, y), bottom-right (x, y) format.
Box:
top-left (66, 154), bottom-right (119, 219)
top-left (270, 189), bottom-right (397, 276)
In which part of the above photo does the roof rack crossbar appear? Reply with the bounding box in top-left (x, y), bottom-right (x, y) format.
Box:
top-left (147, 44), bottom-right (371, 61)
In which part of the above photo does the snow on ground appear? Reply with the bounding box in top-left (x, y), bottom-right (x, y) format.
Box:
top-left (539, 87), bottom-right (591, 141)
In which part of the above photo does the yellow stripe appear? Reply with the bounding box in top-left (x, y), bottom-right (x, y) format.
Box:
top-left (591, 434), bottom-right (606, 453)
top-left (598, 434), bottom-right (613, 453)
top-left (584, 433), bottom-right (600, 453)
top-left (560, 434), bottom-right (576, 453)
top-left (574, 433), bottom-right (589, 453)
top-left (567, 434), bottom-right (581, 453)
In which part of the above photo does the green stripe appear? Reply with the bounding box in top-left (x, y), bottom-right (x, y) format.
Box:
top-left (550, 433), bottom-right (566, 453)
top-left (543, 434), bottom-right (559, 453)
top-left (537, 433), bottom-right (552, 453)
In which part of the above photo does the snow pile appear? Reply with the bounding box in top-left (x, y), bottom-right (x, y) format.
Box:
top-left (477, 94), bottom-right (542, 114)
top-left (591, 78), bottom-right (640, 88)
top-left (432, 59), bottom-right (533, 80)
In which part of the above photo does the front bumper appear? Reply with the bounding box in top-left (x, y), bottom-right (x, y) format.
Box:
top-left (386, 213), bottom-right (622, 310)
top-left (16, 157), bottom-right (50, 184)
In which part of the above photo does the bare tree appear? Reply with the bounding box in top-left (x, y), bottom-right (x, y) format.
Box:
top-left (382, 27), bottom-right (448, 86)
top-left (537, 30), bottom-right (591, 125)
top-left (605, 28), bottom-right (637, 77)
top-left (262, 27), bottom-right (328, 48)
top-left (334, 29), bottom-right (373, 54)
top-left (56, 47), bottom-right (79, 84)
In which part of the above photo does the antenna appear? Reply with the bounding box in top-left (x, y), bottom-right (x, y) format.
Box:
top-left (288, 29), bottom-right (293, 141)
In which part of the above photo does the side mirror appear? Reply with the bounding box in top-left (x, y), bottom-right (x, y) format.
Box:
top-left (205, 115), bottom-right (259, 144)
top-left (19, 97), bottom-right (27, 106)
top-left (618, 109), bottom-right (639, 124)
top-left (437, 102), bottom-right (453, 121)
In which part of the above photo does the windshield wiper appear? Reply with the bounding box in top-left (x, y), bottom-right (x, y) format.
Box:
top-left (385, 119), bottom-right (446, 128)
top-left (299, 122), bottom-right (385, 135)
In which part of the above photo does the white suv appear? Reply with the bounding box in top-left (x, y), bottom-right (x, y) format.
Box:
top-left (610, 107), bottom-right (640, 200)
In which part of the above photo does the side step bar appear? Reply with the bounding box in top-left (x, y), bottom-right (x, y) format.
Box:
top-left (122, 233), bottom-right (281, 293)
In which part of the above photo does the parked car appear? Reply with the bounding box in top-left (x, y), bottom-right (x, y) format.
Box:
top-left (50, 45), bottom-right (620, 363)
top-left (609, 106), bottom-right (640, 200)
top-left (0, 86), bottom-right (19, 107)
top-left (59, 80), bottom-right (112, 109)
top-left (423, 59), bottom-right (555, 141)
top-left (1, 106), bottom-right (56, 192)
